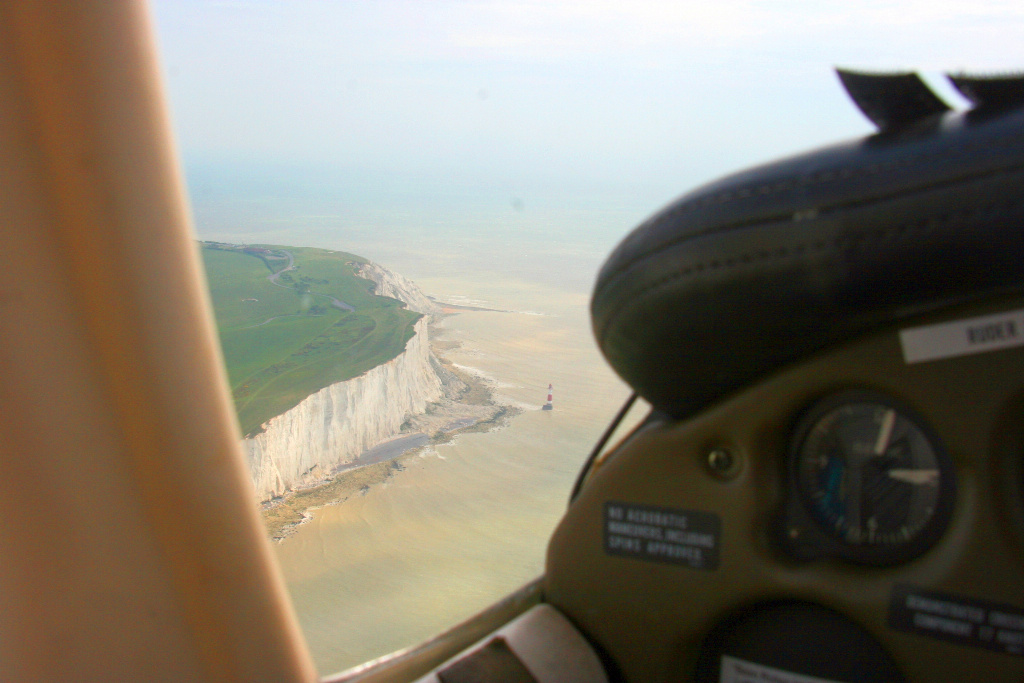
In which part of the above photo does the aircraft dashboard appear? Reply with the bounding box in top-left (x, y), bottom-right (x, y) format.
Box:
top-left (543, 73), bottom-right (1024, 682)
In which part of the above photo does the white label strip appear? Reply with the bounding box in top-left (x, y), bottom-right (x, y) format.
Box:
top-left (720, 656), bottom-right (844, 683)
top-left (900, 308), bottom-right (1024, 364)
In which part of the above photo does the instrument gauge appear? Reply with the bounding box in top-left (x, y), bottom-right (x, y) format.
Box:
top-left (784, 391), bottom-right (955, 565)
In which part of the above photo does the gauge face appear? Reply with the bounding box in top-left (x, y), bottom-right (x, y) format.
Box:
top-left (792, 393), bottom-right (953, 560)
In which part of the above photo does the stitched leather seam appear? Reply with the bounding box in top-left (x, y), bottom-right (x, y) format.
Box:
top-left (604, 133), bottom-right (1024, 283)
top-left (655, 129), bottom-right (1017, 221)
top-left (598, 162), bottom-right (1024, 301)
top-left (596, 195), bottom-right (1024, 348)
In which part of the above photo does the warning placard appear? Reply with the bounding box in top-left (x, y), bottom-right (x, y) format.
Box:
top-left (888, 584), bottom-right (1024, 656)
top-left (604, 501), bottom-right (720, 570)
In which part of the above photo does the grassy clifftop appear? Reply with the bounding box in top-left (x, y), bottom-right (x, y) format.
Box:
top-left (201, 243), bottom-right (421, 436)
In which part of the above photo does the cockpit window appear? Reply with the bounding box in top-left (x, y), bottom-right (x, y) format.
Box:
top-left (150, 0), bottom-right (1024, 673)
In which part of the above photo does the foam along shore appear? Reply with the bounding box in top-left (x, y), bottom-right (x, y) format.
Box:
top-left (249, 261), bottom-right (515, 538)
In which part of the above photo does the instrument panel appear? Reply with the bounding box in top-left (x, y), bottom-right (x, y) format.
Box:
top-left (779, 390), bottom-right (956, 566)
top-left (546, 297), bottom-right (1024, 682)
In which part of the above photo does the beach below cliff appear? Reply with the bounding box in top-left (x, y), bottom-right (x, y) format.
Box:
top-left (260, 329), bottom-right (516, 540)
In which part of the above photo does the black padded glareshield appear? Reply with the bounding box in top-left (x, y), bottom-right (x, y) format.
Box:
top-left (591, 71), bottom-right (1024, 419)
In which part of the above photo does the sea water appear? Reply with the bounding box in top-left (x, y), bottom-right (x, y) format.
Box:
top-left (188, 164), bottom-right (659, 675)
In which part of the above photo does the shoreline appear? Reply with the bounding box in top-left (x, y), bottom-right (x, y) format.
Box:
top-left (260, 329), bottom-right (518, 541)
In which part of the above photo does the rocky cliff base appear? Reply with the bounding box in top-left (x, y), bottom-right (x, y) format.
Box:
top-left (260, 348), bottom-right (515, 540)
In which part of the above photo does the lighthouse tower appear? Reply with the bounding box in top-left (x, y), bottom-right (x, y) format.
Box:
top-left (542, 384), bottom-right (554, 411)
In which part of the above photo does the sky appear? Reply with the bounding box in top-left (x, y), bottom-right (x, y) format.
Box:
top-left (151, 0), bottom-right (1024, 198)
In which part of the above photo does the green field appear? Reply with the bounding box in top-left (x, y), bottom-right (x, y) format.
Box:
top-left (201, 243), bottom-right (421, 436)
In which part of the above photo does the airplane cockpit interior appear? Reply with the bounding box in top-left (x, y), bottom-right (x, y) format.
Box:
top-left (350, 70), bottom-right (1024, 683)
top-left (2, 3), bottom-right (1022, 682)
top-left (540, 70), bottom-right (1024, 683)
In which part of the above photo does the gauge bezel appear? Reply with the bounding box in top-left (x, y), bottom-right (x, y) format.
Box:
top-left (780, 390), bottom-right (956, 566)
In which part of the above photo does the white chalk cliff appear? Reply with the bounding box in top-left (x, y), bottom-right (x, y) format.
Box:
top-left (357, 262), bottom-right (439, 315)
top-left (244, 263), bottom-right (456, 501)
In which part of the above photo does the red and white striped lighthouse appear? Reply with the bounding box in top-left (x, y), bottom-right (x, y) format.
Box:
top-left (542, 384), bottom-right (553, 411)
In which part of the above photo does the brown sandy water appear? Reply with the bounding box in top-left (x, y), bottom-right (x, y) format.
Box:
top-left (272, 276), bottom-right (633, 675)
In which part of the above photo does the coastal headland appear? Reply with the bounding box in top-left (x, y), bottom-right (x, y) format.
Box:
top-left (201, 242), bottom-right (422, 436)
top-left (201, 242), bottom-right (516, 538)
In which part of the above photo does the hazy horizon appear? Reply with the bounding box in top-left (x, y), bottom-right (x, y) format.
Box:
top-left (153, 1), bottom-right (1024, 291)
top-left (154, 1), bottom-right (1024, 194)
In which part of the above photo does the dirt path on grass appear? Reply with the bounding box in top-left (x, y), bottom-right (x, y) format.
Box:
top-left (243, 251), bottom-right (355, 330)
top-left (269, 250), bottom-right (354, 312)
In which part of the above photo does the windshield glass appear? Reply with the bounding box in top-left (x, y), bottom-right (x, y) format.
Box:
top-left (150, 1), bottom-right (1024, 674)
